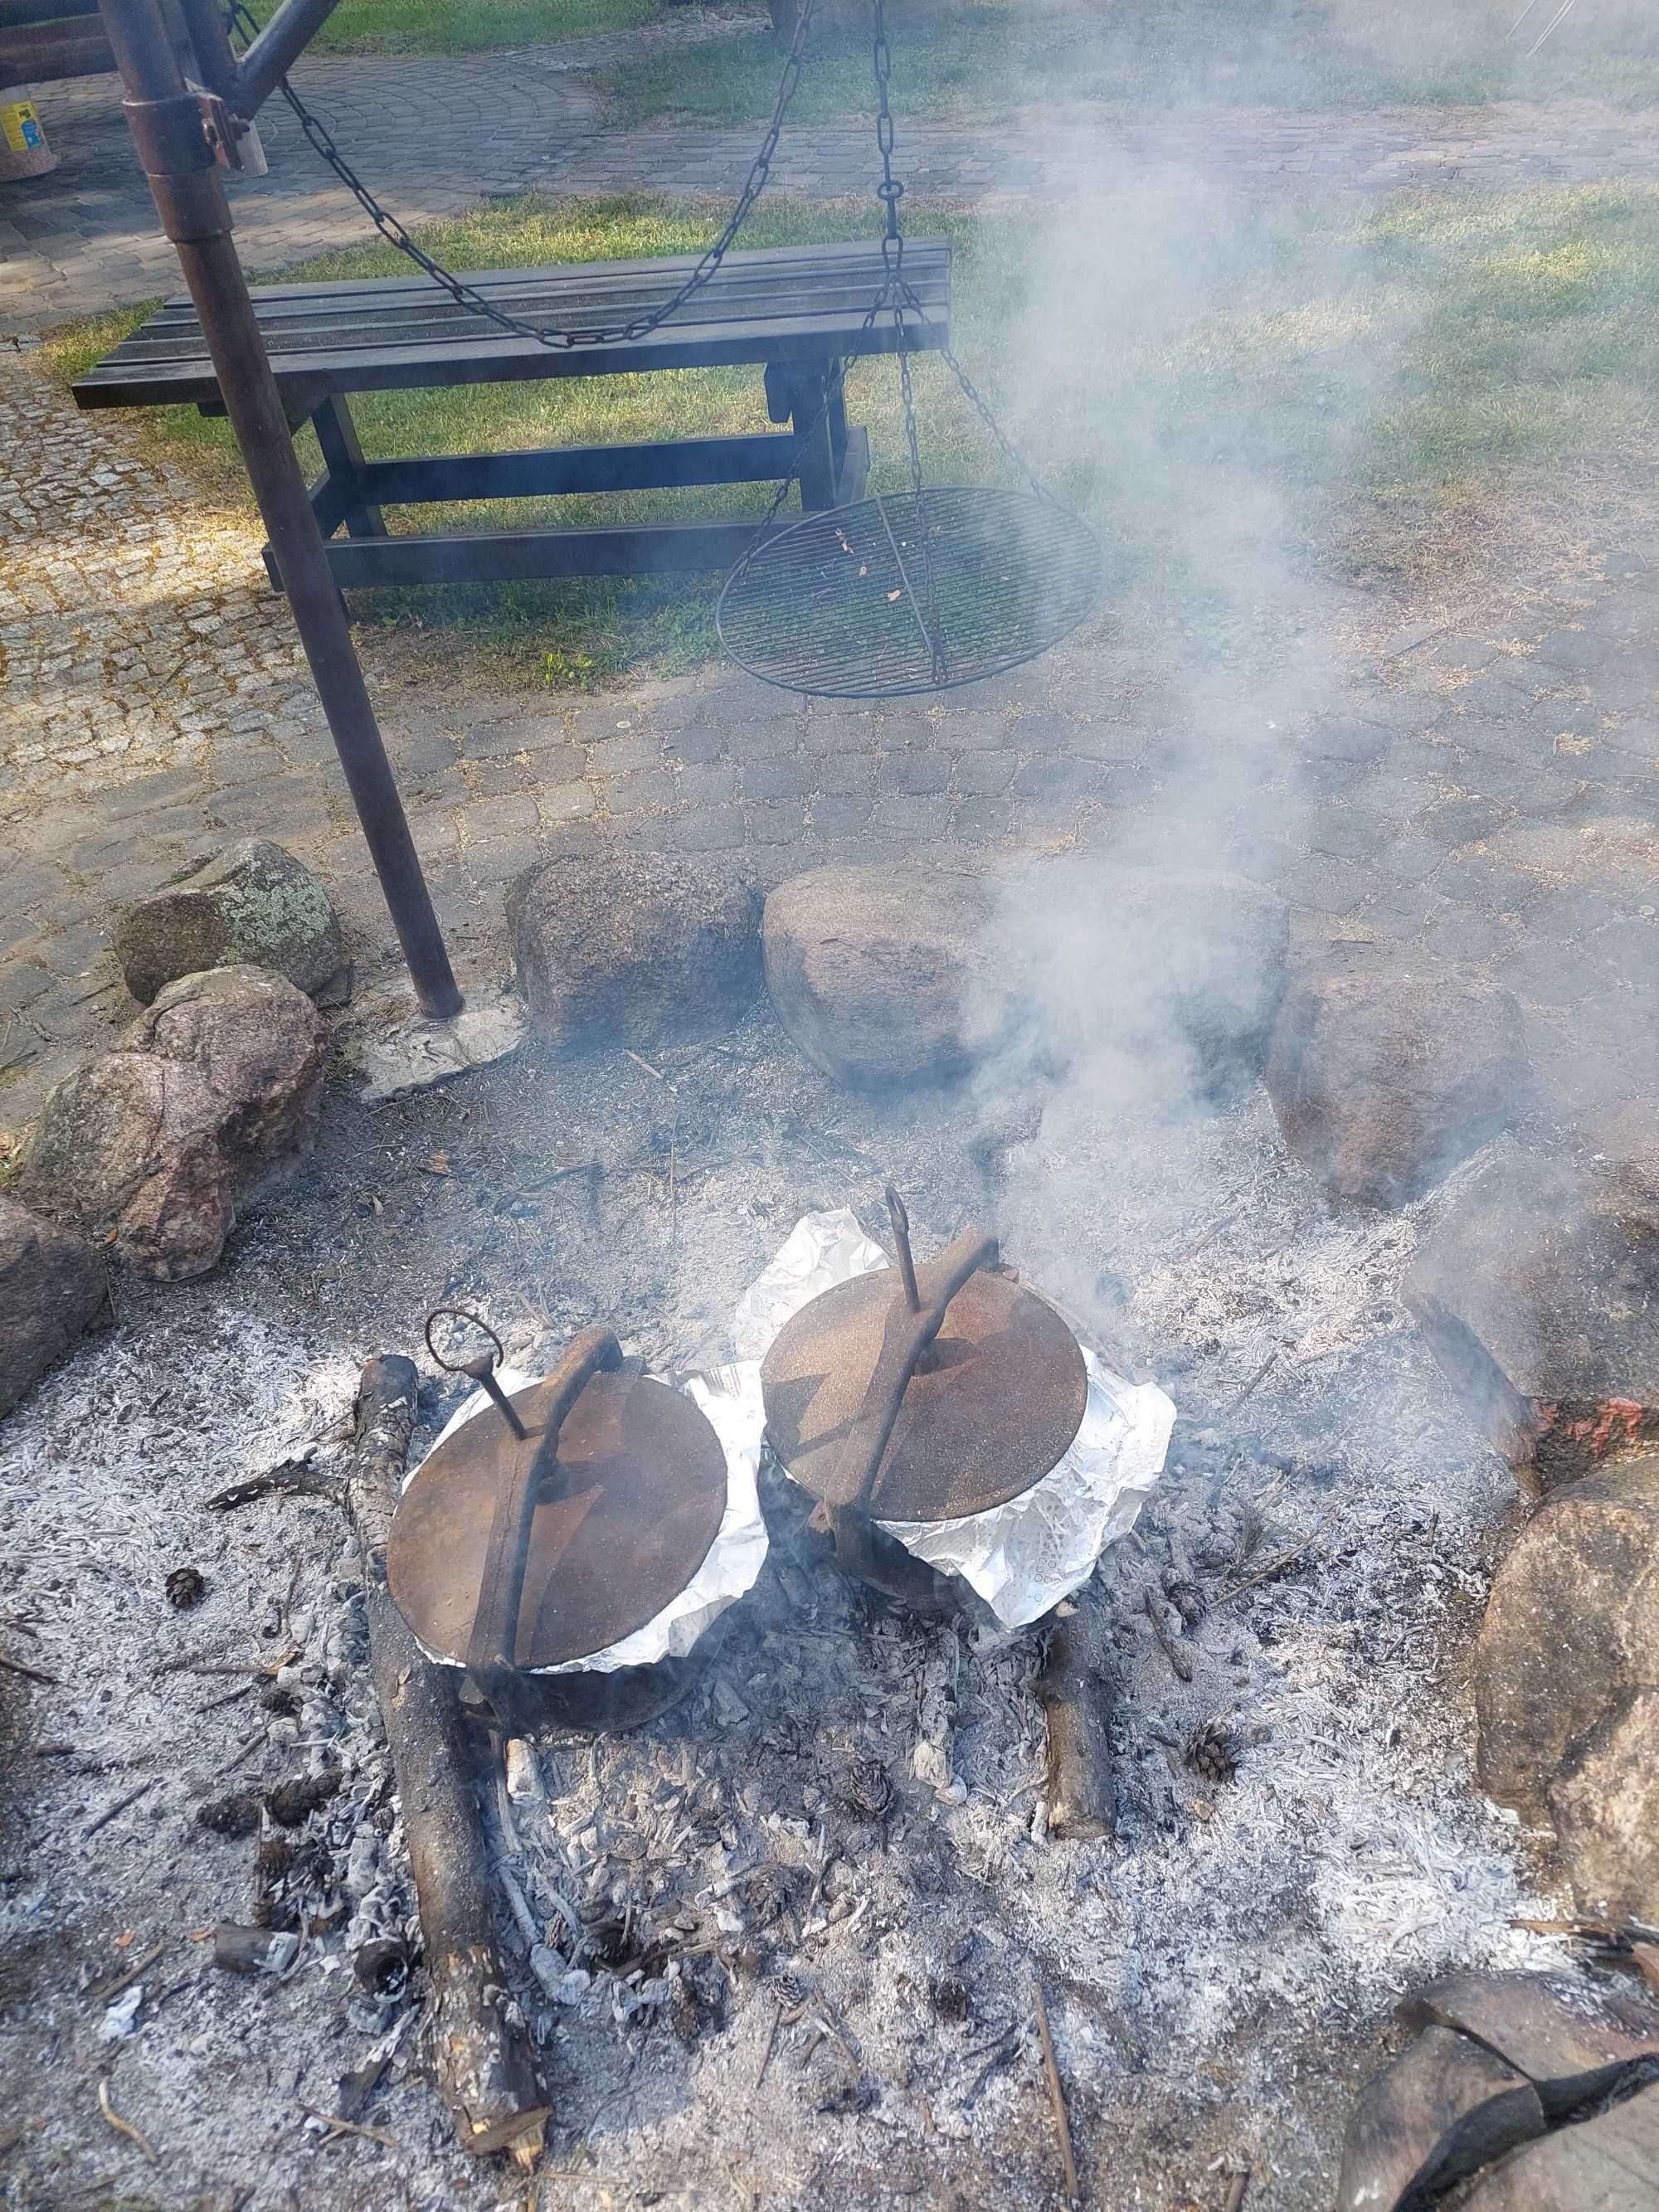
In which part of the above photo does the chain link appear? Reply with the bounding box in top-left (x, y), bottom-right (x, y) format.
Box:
top-left (224, 0), bottom-right (817, 352)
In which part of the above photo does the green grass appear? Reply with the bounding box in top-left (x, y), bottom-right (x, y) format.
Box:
top-left (303, 0), bottom-right (677, 58)
top-left (604, 0), bottom-right (1659, 125)
top-left (46, 182), bottom-right (1659, 682)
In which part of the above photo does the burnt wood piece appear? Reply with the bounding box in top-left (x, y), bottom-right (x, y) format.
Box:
top-left (347, 1355), bottom-right (547, 2169)
top-left (71, 241), bottom-right (949, 586)
top-left (1038, 1612), bottom-right (1117, 1840)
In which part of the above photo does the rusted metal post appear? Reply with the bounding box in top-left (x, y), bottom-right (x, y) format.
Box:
top-left (95, 0), bottom-right (463, 1019)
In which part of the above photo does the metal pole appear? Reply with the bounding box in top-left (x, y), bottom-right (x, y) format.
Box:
top-left (96, 0), bottom-right (463, 1019)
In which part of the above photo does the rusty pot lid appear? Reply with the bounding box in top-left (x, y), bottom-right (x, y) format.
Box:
top-left (388, 1370), bottom-right (728, 1671)
top-left (761, 1268), bottom-right (1088, 1522)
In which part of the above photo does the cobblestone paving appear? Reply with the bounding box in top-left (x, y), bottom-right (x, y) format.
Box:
top-left (4, 27), bottom-right (1657, 1135)
top-left (11, 39), bottom-right (1659, 325)
top-left (0, 10), bottom-right (757, 326)
top-left (4, 335), bottom-right (1656, 1135)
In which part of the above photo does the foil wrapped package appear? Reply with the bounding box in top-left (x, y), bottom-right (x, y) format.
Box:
top-left (414, 1363), bottom-right (768, 1675)
top-left (737, 1209), bottom-right (1175, 1630)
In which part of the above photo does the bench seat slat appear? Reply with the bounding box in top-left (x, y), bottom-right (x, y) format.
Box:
top-left (71, 240), bottom-right (952, 411)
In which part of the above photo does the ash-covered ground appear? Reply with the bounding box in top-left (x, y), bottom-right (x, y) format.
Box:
top-left (0, 1004), bottom-right (1571, 2212)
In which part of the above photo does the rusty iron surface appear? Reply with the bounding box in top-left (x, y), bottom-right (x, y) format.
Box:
top-left (761, 1269), bottom-right (1087, 1522)
top-left (388, 1372), bottom-right (728, 1670)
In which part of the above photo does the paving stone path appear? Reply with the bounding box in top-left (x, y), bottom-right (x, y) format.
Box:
top-left (9, 22), bottom-right (1659, 324)
top-left (5, 330), bottom-right (1657, 1131)
top-left (3, 24), bottom-right (1657, 1133)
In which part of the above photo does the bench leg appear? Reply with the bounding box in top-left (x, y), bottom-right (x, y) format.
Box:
top-left (310, 394), bottom-right (387, 540)
top-left (764, 363), bottom-right (843, 513)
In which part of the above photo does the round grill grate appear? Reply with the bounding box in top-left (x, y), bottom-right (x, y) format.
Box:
top-left (717, 485), bottom-right (1102, 700)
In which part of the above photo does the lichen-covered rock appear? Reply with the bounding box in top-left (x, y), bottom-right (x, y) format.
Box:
top-left (112, 839), bottom-right (348, 1006)
top-left (761, 865), bottom-right (998, 1091)
top-left (508, 850), bottom-right (761, 1052)
top-left (0, 1195), bottom-right (108, 1418)
top-left (14, 965), bottom-right (330, 1281)
top-left (1265, 962), bottom-right (1528, 1207)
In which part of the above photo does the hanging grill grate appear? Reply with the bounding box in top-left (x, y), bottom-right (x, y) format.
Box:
top-left (717, 484), bottom-right (1102, 700)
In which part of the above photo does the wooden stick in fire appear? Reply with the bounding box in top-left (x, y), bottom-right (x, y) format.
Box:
top-left (347, 1355), bottom-right (549, 2170)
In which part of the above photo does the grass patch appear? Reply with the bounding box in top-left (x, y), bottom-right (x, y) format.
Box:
top-left (44, 182), bottom-right (1659, 682)
top-left (604, 0), bottom-right (1659, 125)
top-left (304, 0), bottom-right (679, 57)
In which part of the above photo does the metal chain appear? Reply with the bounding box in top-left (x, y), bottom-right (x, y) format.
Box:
top-left (222, 0), bottom-right (818, 351)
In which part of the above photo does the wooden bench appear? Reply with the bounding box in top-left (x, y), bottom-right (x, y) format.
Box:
top-left (73, 238), bottom-right (952, 589)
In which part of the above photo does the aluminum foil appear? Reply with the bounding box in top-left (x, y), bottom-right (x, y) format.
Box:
top-left (413, 1363), bottom-right (768, 1675)
top-left (736, 1211), bottom-right (1175, 1630)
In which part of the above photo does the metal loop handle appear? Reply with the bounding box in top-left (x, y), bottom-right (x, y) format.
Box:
top-left (424, 1305), bottom-right (506, 1377)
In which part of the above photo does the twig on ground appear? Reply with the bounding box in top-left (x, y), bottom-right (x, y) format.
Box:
top-left (85, 1778), bottom-right (157, 1839)
top-left (1228, 1350), bottom-right (1278, 1412)
top-left (1142, 1592), bottom-right (1194, 1685)
top-left (0, 1652), bottom-right (58, 1686)
top-left (1214, 1505), bottom-right (1340, 1610)
top-left (94, 1940), bottom-right (166, 2005)
top-left (300, 2105), bottom-right (401, 2151)
top-left (203, 1458), bottom-right (343, 1513)
top-left (212, 1728), bottom-right (265, 1780)
top-left (198, 1680), bottom-right (257, 1714)
top-left (1222, 2171), bottom-right (1250, 2212)
top-left (624, 1048), bottom-right (676, 1091)
top-left (97, 2079), bottom-right (157, 2161)
top-left (756, 1996), bottom-right (785, 2088)
top-left (1033, 1978), bottom-right (1079, 2206)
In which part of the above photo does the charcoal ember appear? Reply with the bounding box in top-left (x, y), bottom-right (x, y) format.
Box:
top-left (929, 1976), bottom-right (972, 2024)
top-left (260, 1681), bottom-right (301, 1715)
top-left (353, 1935), bottom-right (409, 1996)
top-left (745, 1864), bottom-right (805, 1930)
top-left (1164, 1578), bottom-right (1204, 1626)
top-left (165, 1564), bottom-right (206, 1610)
top-left (197, 1790), bottom-right (261, 1840)
top-left (265, 1770), bottom-right (342, 1828)
top-left (1406, 1147), bottom-right (1659, 1490)
top-left (838, 1759), bottom-right (893, 1820)
top-left (1265, 961), bottom-right (1528, 1208)
top-left (1184, 1719), bottom-right (1239, 1783)
top-left (817, 2073), bottom-right (881, 2117)
top-left (666, 1952), bottom-right (729, 2044)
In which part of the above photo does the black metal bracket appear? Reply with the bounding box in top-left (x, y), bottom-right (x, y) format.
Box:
top-left (122, 89), bottom-right (214, 174)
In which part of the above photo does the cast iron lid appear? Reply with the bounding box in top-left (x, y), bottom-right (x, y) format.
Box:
top-left (389, 1323), bottom-right (728, 1672)
top-left (759, 1197), bottom-right (1088, 1524)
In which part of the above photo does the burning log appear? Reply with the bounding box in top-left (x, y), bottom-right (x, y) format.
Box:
top-left (347, 1354), bottom-right (548, 2170)
top-left (1037, 1610), bottom-right (1116, 1840)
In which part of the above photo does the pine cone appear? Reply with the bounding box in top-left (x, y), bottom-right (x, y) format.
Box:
top-left (1184, 1718), bottom-right (1239, 1783)
top-left (166, 1564), bottom-right (206, 1610)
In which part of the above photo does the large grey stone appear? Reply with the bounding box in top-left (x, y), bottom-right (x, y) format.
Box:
top-left (1335, 2025), bottom-right (1544, 2212)
top-left (15, 966), bottom-right (331, 1281)
top-left (1406, 1148), bottom-right (1659, 1489)
top-left (761, 864), bottom-right (997, 1091)
top-left (1264, 963), bottom-right (1528, 1207)
top-left (1473, 1454), bottom-right (1659, 1917)
top-left (0, 1196), bottom-right (108, 1418)
top-left (508, 850), bottom-right (761, 1052)
top-left (112, 839), bottom-right (347, 1006)
top-left (1402, 1971), bottom-right (1659, 2117)
top-left (1456, 2080), bottom-right (1659, 2209)
top-left (1548, 1689), bottom-right (1659, 1926)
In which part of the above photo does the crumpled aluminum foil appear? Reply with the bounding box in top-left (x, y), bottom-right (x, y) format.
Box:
top-left (735, 1209), bottom-right (1175, 1630)
top-left (413, 1363), bottom-right (768, 1675)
